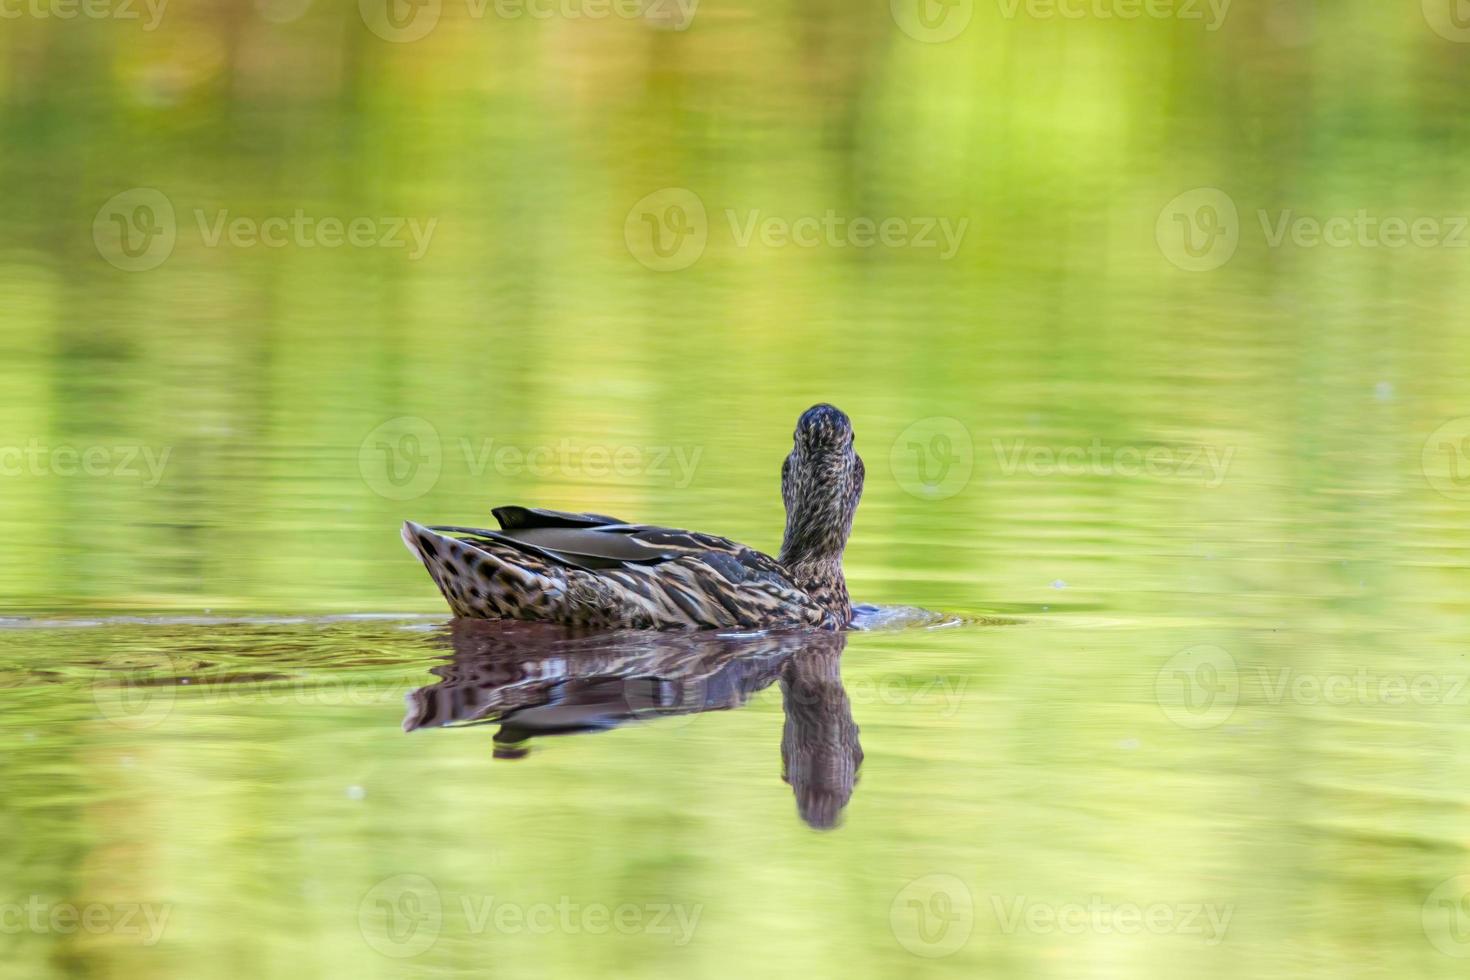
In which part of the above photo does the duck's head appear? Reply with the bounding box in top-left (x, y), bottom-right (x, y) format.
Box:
top-left (779, 404), bottom-right (864, 566)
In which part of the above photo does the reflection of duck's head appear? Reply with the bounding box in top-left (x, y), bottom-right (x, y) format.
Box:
top-left (779, 632), bottom-right (861, 831)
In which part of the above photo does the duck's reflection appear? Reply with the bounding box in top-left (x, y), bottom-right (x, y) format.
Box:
top-left (405, 621), bottom-right (862, 830)
top-left (777, 637), bottom-right (862, 830)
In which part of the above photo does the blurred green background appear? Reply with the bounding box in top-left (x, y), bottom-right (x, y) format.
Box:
top-left (4, 0), bottom-right (1470, 977)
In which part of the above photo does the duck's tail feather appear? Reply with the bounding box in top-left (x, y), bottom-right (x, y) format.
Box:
top-left (402, 521), bottom-right (568, 619)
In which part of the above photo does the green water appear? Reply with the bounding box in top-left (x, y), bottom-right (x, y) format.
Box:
top-left (5, 1), bottom-right (1470, 976)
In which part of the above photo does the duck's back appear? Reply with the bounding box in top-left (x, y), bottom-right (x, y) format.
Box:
top-left (403, 507), bottom-right (837, 630)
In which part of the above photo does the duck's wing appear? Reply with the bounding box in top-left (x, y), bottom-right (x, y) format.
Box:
top-left (427, 517), bottom-right (780, 577)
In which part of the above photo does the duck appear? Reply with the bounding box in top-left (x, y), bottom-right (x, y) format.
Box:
top-left (401, 403), bottom-right (864, 630)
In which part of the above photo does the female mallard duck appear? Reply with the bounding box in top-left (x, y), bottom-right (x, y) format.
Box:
top-left (402, 404), bottom-right (863, 630)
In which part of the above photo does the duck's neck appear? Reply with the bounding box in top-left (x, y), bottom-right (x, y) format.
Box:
top-left (780, 494), bottom-right (855, 626)
top-left (779, 553), bottom-right (851, 626)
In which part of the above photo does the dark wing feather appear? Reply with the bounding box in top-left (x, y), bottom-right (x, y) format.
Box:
top-left (428, 519), bottom-right (782, 578)
top-left (495, 526), bottom-right (680, 567)
top-left (425, 525), bottom-right (655, 570)
top-left (492, 506), bottom-right (626, 530)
